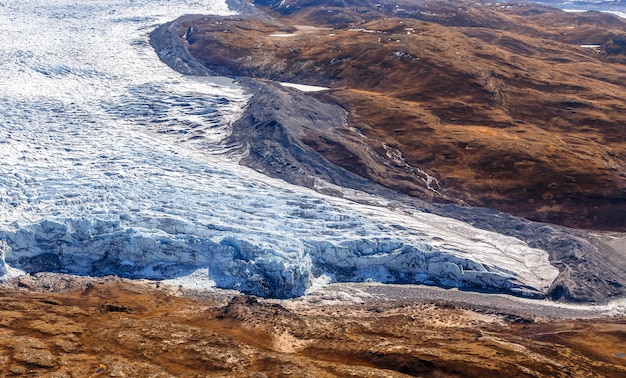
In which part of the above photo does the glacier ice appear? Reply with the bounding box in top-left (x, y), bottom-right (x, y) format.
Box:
top-left (0, 191), bottom-right (560, 298)
top-left (0, 0), bottom-right (560, 298)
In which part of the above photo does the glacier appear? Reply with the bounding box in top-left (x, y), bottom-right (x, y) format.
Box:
top-left (0, 0), bottom-right (560, 298)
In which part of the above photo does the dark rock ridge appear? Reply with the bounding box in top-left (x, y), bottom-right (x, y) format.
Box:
top-left (148, 14), bottom-right (216, 76)
top-left (149, 0), bottom-right (626, 303)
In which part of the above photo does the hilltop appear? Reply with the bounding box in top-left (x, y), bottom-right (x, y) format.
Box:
top-left (162, 0), bottom-right (626, 231)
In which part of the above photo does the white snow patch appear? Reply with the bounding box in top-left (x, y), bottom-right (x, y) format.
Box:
top-left (280, 82), bottom-right (329, 92)
top-left (563, 9), bottom-right (626, 19)
top-left (607, 11), bottom-right (626, 19)
top-left (349, 28), bottom-right (380, 33)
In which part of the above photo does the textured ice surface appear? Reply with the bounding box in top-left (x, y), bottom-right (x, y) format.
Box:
top-left (0, 0), bottom-right (558, 298)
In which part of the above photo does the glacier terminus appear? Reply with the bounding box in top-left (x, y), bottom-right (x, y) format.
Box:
top-left (1, 0), bottom-right (620, 301)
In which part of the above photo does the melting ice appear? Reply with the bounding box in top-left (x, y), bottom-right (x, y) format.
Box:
top-left (0, 0), bottom-right (558, 298)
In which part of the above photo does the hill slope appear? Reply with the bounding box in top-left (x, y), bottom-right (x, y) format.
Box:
top-left (1, 277), bottom-right (625, 377)
top-left (177, 0), bottom-right (626, 230)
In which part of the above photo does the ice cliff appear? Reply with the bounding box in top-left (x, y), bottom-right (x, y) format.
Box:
top-left (0, 202), bottom-right (559, 298)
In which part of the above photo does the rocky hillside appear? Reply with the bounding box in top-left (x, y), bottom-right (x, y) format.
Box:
top-left (1, 276), bottom-right (625, 377)
top-left (173, 0), bottom-right (626, 231)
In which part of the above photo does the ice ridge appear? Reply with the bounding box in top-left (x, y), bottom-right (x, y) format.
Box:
top-left (0, 209), bottom-right (557, 299)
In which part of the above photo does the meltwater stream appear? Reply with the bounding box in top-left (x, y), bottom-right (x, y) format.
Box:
top-left (0, 0), bottom-right (559, 298)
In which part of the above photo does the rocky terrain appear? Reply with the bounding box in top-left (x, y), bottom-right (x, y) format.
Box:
top-left (1, 275), bottom-right (625, 377)
top-left (156, 0), bottom-right (626, 231)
